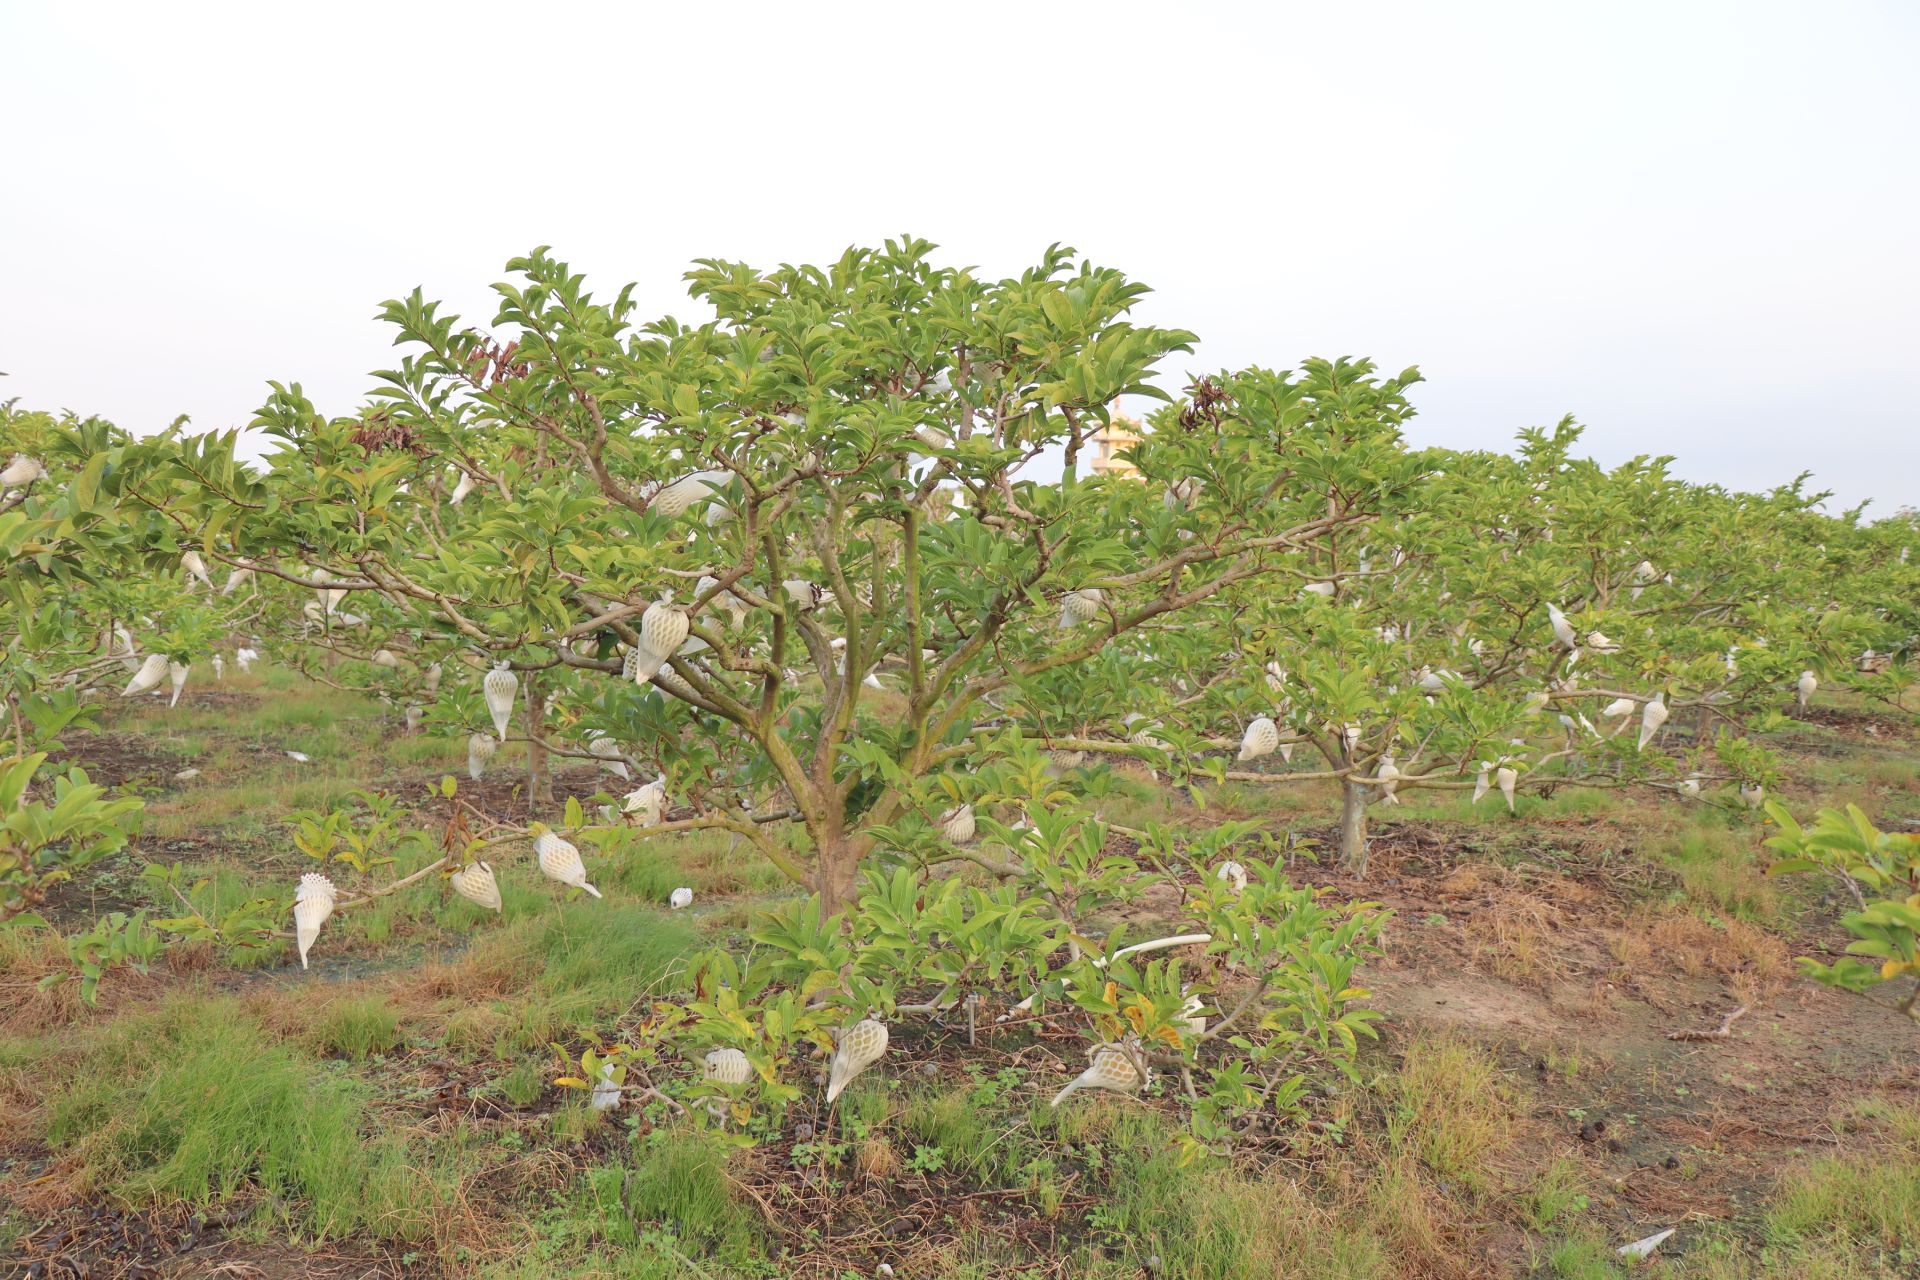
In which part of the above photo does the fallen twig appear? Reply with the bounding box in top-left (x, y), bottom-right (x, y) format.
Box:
top-left (1667, 1004), bottom-right (1748, 1042)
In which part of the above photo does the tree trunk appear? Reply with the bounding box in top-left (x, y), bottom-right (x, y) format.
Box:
top-left (812, 835), bottom-right (859, 919)
top-left (525, 672), bottom-right (552, 812)
top-left (1339, 780), bottom-right (1370, 877)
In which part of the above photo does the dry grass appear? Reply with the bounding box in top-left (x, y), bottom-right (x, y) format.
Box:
top-left (162, 939), bottom-right (215, 973)
top-left (1189, 1167), bottom-right (1394, 1279)
top-left (1359, 1156), bottom-right (1461, 1275)
top-left (1464, 892), bottom-right (1559, 987)
top-left (1609, 905), bottom-right (1791, 1010)
top-left (0, 1035), bottom-right (45, 1149)
top-left (1385, 1034), bottom-right (1521, 1199)
top-left (856, 1136), bottom-right (901, 1179)
top-left (417, 946), bottom-right (523, 1007)
top-left (0, 928), bottom-right (174, 1036)
top-left (0, 928), bottom-right (81, 1036)
top-left (1440, 865), bottom-right (1602, 990)
top-left (1607, 925), bottom-right (1651, 972)
top-left (1643, 907), bottom-right (1791, 1000)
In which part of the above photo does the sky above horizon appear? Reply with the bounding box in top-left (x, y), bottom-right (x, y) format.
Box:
top-left (4, 2), bottom-right (1915, 513)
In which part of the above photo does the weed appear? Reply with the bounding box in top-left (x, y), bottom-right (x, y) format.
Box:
top-left (901, 1086), bottom-right (995, 1168)
top-left (1543, 1234), bottom-right (1623, 1278)
top-left (837, 1078), bottom-right (895, 1134)
top-left (498, 1057), bottom-right (547, 1106)
top-left (1526, 1155), bottom-right (1592, 1228)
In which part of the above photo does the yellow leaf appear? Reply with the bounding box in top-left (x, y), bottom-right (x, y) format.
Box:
top-left (1102, 981), bottom-right (1118, 1007)
top-left (1335, 988), bottom-right (1371, 1001)
top-left (1123, 1005), bottom-right (1146, 1033)
top-left (800, 969), bottom-right (843, 999)
top-left (553, 1076), bottom-right (587, 1089)
top-left (1883, 959), bottom-right (1909, 980)
top-left (1154, 1024), bottom-right (1183, 1048)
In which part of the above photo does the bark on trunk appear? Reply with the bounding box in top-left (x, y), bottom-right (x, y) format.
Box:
top-left (525, 672), bottom-right (552, 811)
top-left (1339, 780), bottom-right (1370, 877)
top-left (812, 836), bottom-right (859, 919)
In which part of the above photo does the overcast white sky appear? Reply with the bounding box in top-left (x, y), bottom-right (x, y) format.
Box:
top-left (4, 2), bottom-right (1915, 511)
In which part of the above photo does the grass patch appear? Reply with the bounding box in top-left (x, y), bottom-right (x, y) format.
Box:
top-left (600, 839), bottom-right (696, 903)
top-left (491, 1133), bottom-right (760, 1279)
top-left (614, 1131), bottom-right (762, 1255)
top-left (1661, 825), bottom-right (1781, 923)
top-left (1679, 1227), bottom-right (1917, 1279)
top-left (901, 1086), bottom-right (997, 1168)
top-left (47, 996), bottom-right (443, 1241)
top-left (1078, 1111), bottom-right (1393, 1279)
top-left (1542, 1234), bottom-right (1624, 1278)
top-left (1384, 1034), bottom-right (1517, 1196)
top-left (308, 993), bottom-right (402, 1059)
top-left (432, 900), bottom-right (698, 1051)
top-left (628, 1131), bottom-right (744, 1246)
top-left (601, 829), bottom-right (795, 900)
top-left (144, 783), bottom-right (282, 838)
top-left (386, 734), bottom-right (465, 767)
top-left (1525, 1154), bottom-right (1592, 1229)
top-left (1768, 1100), bottom-right (1920, 1251)
top-left (1531, 787), bottom-right (1626, 819)
top-left (497, 1057), bottom-right (547, 1106)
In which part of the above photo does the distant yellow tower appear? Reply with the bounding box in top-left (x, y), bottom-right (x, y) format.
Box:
top-left (1088, 411), bottom-right (1143, 478)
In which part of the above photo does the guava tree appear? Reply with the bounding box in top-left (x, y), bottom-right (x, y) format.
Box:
top-left (1765, 802), bottom-right (1920, 1023)
top-left (1798, 506), bottom-right (1919, 712)
top-left (0, 407), bottom-right (162, 920)
top-left (1042, 414), bottom-right (1897, 868)
top-left (130, 241), bottom-right (1421, 912)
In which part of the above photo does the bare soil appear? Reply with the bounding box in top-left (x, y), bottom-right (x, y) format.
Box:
top-left (45, 732), bottom-right (186, 791)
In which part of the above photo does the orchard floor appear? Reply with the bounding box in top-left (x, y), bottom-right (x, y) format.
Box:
top-left (3, 669), bottom-right (1917, 1279)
